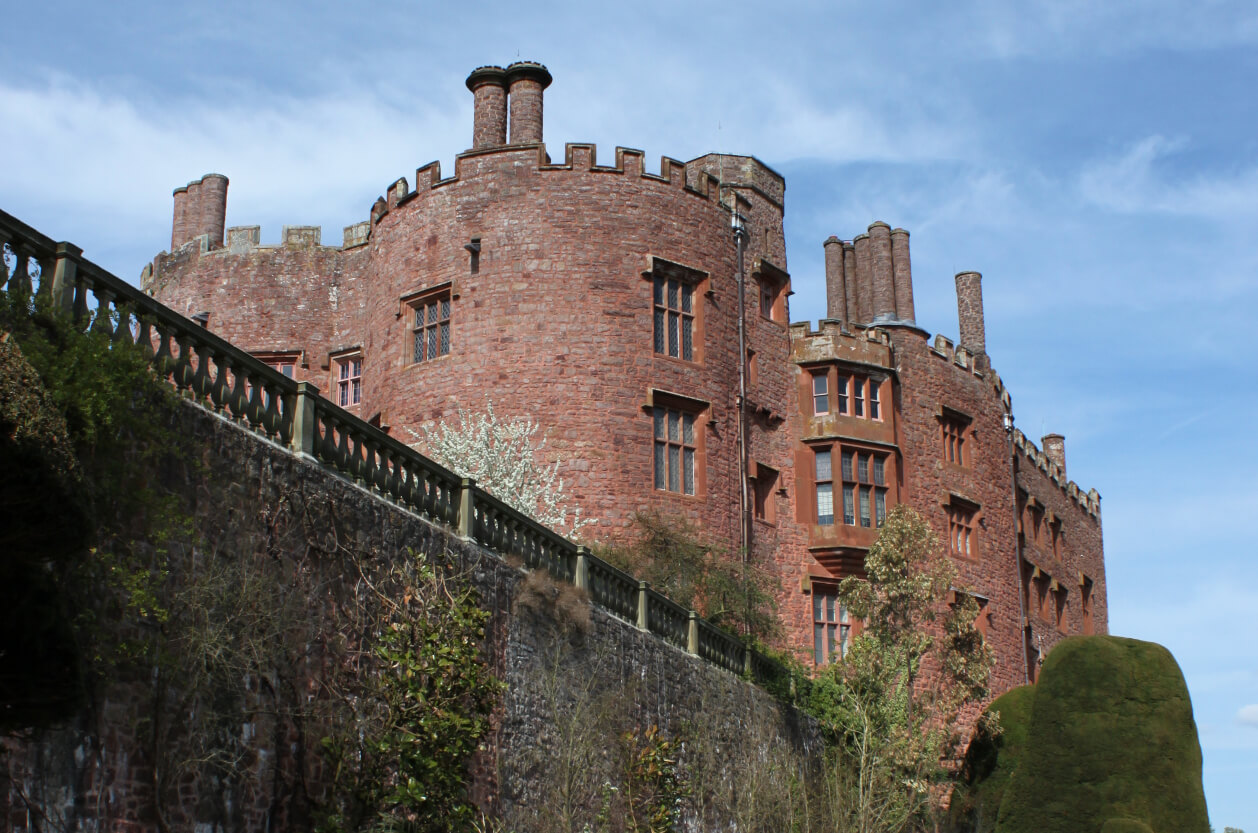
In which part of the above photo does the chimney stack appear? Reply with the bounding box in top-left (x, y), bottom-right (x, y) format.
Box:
top-left (1042, 434), bottom-right (1066, 477)
top-left (890, 227), bottom-right (915, 323)
top-left (171, 174), bottom-right (229, 250)
top-left (197, 174), bottom-right (229, 249)
top-left (466, 66), bottom-right (508, 149)
top-left (506, 61), bottom-right (552, 144)
top-left (869, 221), bottom-right (896, 321)
top-left (955, 271), bottom-right (986, 354)
top-left (852, 233), bottom-right (872, 326)
top-left (171, 185), bottom-right (190, 251)
top-left (824, 236), bottom-right (848, 325)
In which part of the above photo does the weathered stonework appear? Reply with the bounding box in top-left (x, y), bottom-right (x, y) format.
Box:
top-left (140, 60), bottom-right (1106, 698)
top-left (2, 401), bottom-right (821, 832)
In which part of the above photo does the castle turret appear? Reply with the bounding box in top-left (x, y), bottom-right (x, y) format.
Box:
top-left (891, 227), bottom-right (915, 323)
top-left (824, 236), bottom-right (848, 325)
top-left (955, 270), bottom-right (986, 354)
top-left (869, 221), bottom-right (896, 321)
top-left (466, 66), bottom-right (508, 149)
top-left (506, 61), bottom-right (552, 144)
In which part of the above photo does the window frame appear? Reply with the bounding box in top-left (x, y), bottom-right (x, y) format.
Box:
top-left (648, 390), bottom-right (708, 498)
top-left (1080, 576), bottom-right (1095, 635)
top-left (812, 372), bottom-right (829, 415)
top-left (812, 584), bottom-right (852, 665)
top-left (402, 284), bottom-right (453, 365)
top-left (946, 498), bottom-right (979, 560)
top-left (810, 441), bottom-right (893, 529)
top-left (332, 350), bottom-right (363, 408)
top-left (940, 408), bottom-right (972, 467)
top-left (814, 448), bottom-right (835, 526)
top-left (752, 462), bottom-right (779, 525)
top-left (646, 257), bottom-right (707, 365)
top-left (753, 258), bottom-right (789, 323)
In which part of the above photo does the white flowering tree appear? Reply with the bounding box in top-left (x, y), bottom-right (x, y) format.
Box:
top-left (409, 403), bottom-right (589, 538)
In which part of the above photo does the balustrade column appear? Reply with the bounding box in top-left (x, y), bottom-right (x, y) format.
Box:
top-left (290, 382), bottom-right (320, 457)
top-left (687, 611), bottom-right (699, 655)
top-left (50, 242), bottom-right (81, 315)
top-left (637, 581), bottom-right (649, 630)
top-left (459, 478), bottom-right (477, 538)
top-left (574, 546), bottom-right (590, 591)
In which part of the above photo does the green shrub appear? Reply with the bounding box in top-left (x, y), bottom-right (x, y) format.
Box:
top-left (995, 635), bottom-right (1209, 833)
top-left (948, 684), bottom-right (1035, 832)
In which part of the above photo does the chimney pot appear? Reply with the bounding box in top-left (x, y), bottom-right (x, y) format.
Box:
top-left (506, 61), bottom-right (552, 144)
top-left (890, 227), bottom-right (915, 323)
top-left (824, 236), bottom-right (848, 326)
top-left (1042, 433), bottom-right (1066, 477)
top-left (955, 270), bottom-right (986, 354)
top-left (466, 65), bottom-right (508, 149)
top-left (868, 222), bottom-right (895, 321)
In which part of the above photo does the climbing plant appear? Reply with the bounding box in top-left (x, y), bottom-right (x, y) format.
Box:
top-left (317, 550), bottom-right (503, 833)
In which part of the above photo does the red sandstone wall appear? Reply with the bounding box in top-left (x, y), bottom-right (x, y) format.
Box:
top-left (141, 108), bottom-right (1106, 691)
top-left (1013, 432), bottom-right (1107, 677)
top-left (358, 144), bottom-right (797, 570)
top-left (145, 231), bottom-right (370, 398)
top-left (885, 329), bottom-right (1028, 695)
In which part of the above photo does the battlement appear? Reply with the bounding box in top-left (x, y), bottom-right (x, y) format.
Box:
top-left (369, 142), bottom-right (732, 228)
top-left (927, 333), bottom-right (988, 376)
top-left (1013, 428), bottom-right (1101, 518)
top-left (789, 317), bottom-right (889, 344)
top-left (220, 224), bottom-right (369, 252)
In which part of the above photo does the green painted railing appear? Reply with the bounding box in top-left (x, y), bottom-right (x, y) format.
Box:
top-left (0, 207), bottom-right (801, 699)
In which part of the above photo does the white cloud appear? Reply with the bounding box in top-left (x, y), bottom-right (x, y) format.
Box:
top-left (1079, 135), bottom-right (1258, 222)
top-left (1238, 705), bottom-right (1258, 727)
top-left (0, 74), bottom-right (468, 263)
top-left (965, 0), bottom-right (1258, 58)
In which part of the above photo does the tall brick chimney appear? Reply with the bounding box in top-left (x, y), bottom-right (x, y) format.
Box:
top-left (466, 66), bottom-right (508, 149)
top-left (852, 233), bottom-right (872, 326)
top-left (955, 270), bottom-right (986, 354)
top-left (842, 241), bottom-right (857, 326)
top-left (506, 61), bottom-right (552, 144)
top-left (824, 236), bottom-right (848, 325)
top-left (1042, 433), bottom-right (1066, 476)
top-left (170, 174), bottom-right (229, 250)
top-left (171, 185), bottom-right (190, 250)
top-left (197, 174), bottom-right (229, 249)
top-left (891, 227), bottom-right (914, 323)
top-left (869, 221), bottom-right (896, 321)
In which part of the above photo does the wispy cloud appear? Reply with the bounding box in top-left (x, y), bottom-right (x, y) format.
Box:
top-left (1079, 135), bottom-right (1258, 222)
top-left (0, 74), bottom-right (468, 258)
top-left (966, 0), bottom-right (1258, 58)
top-left (1239, 705), bottom-right (1258, 727)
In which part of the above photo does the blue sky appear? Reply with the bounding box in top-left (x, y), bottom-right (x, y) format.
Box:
top-left (4, 0), bottom-right (1256, 826)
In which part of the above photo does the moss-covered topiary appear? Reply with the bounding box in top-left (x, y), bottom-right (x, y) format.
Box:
top-left (1100, 820), bottom-right (1155, 833)
top-left (995, 635), bottom-right (1209, 833)
top-left (948, 684), bottom-right (1035, 832)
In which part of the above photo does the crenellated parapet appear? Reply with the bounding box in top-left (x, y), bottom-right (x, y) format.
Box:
top-left (789, 319), bottom-right (893, 371)
top-left (368, 141), bottom-right (728, 228)
top-left (1013, 429), bottom-right (1101, 517)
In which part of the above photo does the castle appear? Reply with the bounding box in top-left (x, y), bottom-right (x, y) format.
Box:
top-left (142, 61), bottom-right (1105, 693)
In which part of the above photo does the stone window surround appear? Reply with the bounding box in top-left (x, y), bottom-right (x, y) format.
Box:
top-left (645, 255), bottom-right (708, 365)
top-left (331, 347), bottom-right (363, 408)
top-left (809, 440), bottom-right (893, 529)
top-left (401, 282), bottom-right (453, 365)
top-left (645, 388), bottom-right (709, 499)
